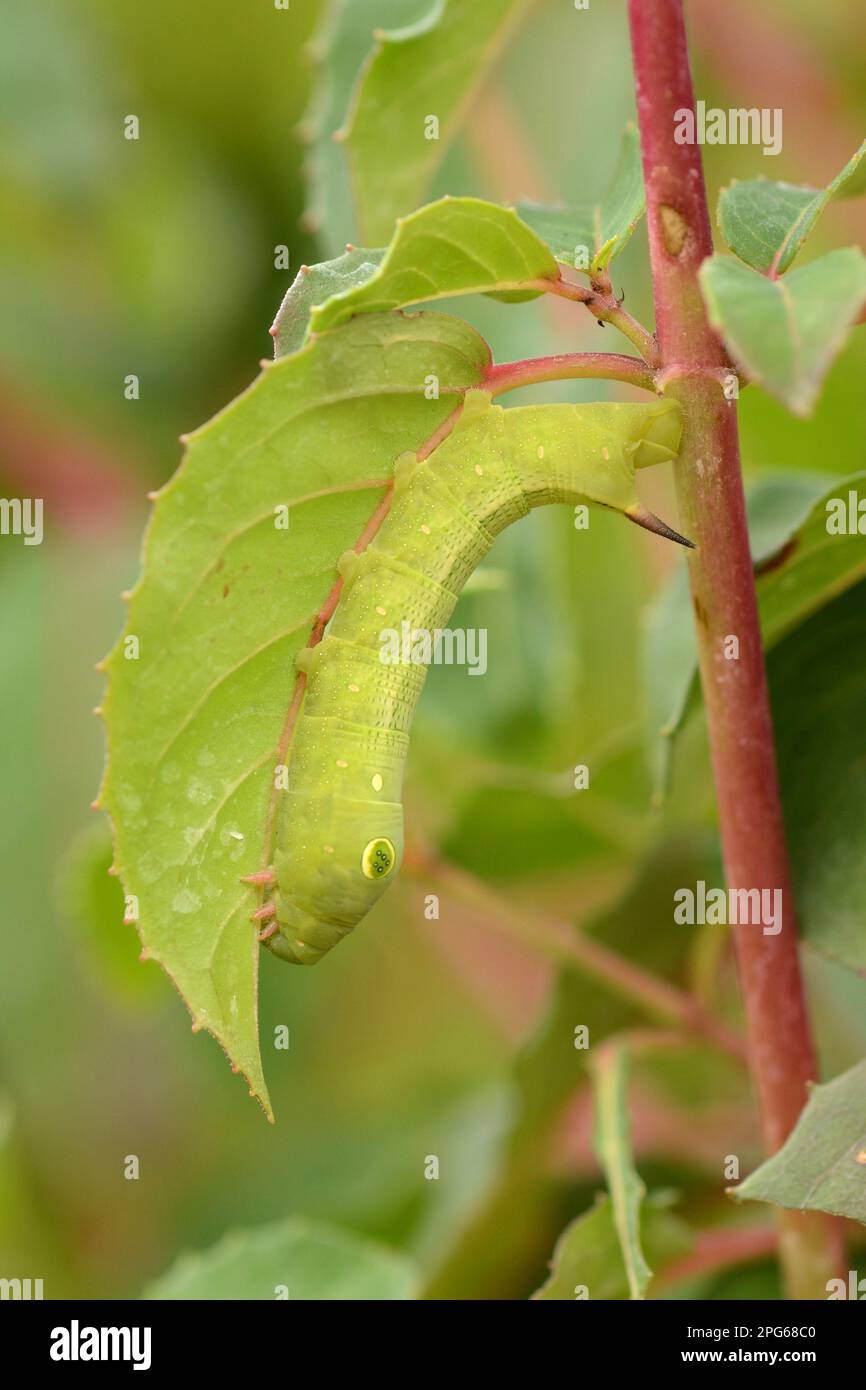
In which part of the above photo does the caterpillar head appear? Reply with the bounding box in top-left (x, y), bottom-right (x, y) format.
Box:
top-left (269, 795), bottom-right (404, 964)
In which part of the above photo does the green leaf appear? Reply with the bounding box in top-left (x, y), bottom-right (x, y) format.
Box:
top-left (731, 1059), bottom-right (866, 1225)
top-left (642, 561), bottom-right (699, 803)
top-left (769, 580), bottom-right (866, 974)
top-left (517, 125), bottom-right (645, 273)
top-left (645, 471), bottom-right (866, 799)
top-left (343, 0), bottom-right (534, 243)
top-left (99, 311), bottom-right (490, 1116)
top-left (756, 470), bottom-right (866, 642)
top-left (311, 196), bottom-right (558, 335)
top-left (143, 1216), bottom-right (418, 1299)
top-left (271, 246), bottom-right (386, 358)
top-left (590, 1043), bottom-right (651, 1299)
top-left (301, 0), bottom-right (432, 251)
top-left (532, 1194), bottom-right (691, 1301)
top-left (718, 139), bottom-right (866, 275)
top-left (699, 248), bottom-right (866, 416)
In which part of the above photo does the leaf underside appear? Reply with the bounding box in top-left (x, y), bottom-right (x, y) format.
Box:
top-left (699, 247), bottom-right (866, 416)
top-left (99, 310), bottom-right (490, 1116)
top-left (271, 246), bottom-right (386, 358)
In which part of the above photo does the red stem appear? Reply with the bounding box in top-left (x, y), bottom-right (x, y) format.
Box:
top-left (484, 352), bottom-right (656, 396)
top-left (627, 0), bottom-right (843, 1298)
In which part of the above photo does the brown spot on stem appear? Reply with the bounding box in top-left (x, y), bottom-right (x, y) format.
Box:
top-left (660, 204), bottom-right (688, 257)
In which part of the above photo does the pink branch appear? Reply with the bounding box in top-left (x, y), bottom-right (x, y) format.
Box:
top-left (484, 352), bottom-right (656, 396)
top-left (627, 0), bottom-right (843, 1298)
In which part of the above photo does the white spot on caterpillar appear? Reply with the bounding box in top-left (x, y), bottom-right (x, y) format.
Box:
top-left (537, 446), bottom-right (544, 459)
top-left (336, 758), bottom-right (348, 768)
top-left (420, 524), bottom-right (431, 535)
top-left (323, 845), bottom-right (334, 854)
top-left (474, 465), bottom-right (483, 476)
top-left (371, 773), bottom-right (383, 791)
top-left (375, 605), bottom-right (386, 616)
top-left (348, 682), bottom-right (360, 693)
top-left (602, 447), bottom-right (610, 460)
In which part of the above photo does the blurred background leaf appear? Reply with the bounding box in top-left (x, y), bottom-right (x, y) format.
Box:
top-left (769, 580), bottom-right (866, 973)
top-left (143, 1216), bottom-right (418, 1300)
top-left (533, 1193), bottom-right (691, 1302)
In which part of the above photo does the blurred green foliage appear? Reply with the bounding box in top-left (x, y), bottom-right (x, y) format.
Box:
top-left (2, 0), bottom-right (865, 1300)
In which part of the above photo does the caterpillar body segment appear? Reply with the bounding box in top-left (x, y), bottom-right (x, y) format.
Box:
top-left (260, 392), bottom-right (684, 964)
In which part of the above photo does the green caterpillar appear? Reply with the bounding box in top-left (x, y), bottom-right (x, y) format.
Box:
top-left (247, 390), bottom-right (686, 964)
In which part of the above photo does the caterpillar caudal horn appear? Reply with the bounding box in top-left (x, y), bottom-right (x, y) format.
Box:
top-left (247, 391), bottom-right (687, 965)
top-left (625, 504), bottom-right (695, 548)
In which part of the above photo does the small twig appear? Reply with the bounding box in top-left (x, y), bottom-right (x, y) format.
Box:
top-left (528, 275), bottom-right (661, 365)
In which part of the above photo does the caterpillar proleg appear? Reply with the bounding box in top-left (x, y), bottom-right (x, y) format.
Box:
top-left (255, 391), bottom-right (685, 964)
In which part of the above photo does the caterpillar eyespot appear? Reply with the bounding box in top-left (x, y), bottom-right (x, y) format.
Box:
top-left (361, 838), bottom-right (397, 879)
top-left (255, 392), bottom-right (687, 966)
